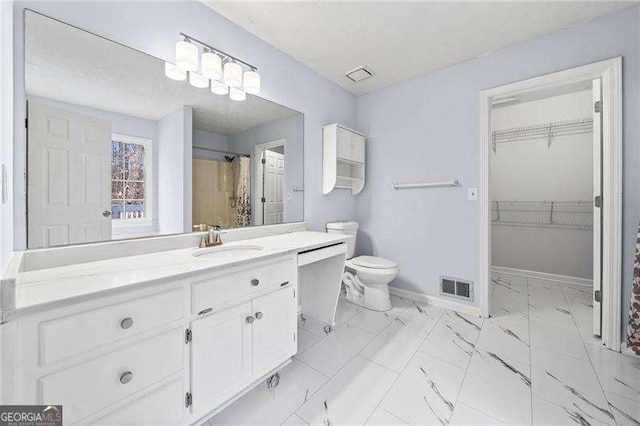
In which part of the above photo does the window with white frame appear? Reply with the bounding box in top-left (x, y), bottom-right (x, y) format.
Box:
top-left (110, 134), bottom-right (153, 224)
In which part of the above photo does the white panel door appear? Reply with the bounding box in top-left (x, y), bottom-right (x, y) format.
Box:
top-left (251, 286), bottom-right (297, 375)
top-left (263, 150), bottom-right (285, 225)
top-left (28, 101), bottom-right (112, 248)
top-left (592, 78), bottom-right (603, 337)
top-left (190, 302), bottom-right (253, 414)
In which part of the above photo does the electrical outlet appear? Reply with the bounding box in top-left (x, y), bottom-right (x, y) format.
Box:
top-left (467, 187), bottom-right (478, 201)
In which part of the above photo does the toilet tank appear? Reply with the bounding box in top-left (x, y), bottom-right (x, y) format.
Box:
top-left (326, 221), bottom-right (358, 259)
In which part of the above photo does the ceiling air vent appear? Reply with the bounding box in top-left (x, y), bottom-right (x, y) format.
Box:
top-left (440, 276), bottom-right (474, 302)
top-left (345, 66), bottom-right (373, 83)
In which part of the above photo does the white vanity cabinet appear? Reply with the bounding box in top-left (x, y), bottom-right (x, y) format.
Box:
top-left (190, 286), bottom-right (296, 415)
top-left (2, 253), bottom-right (299, 425)
top-left (323, 123), bottom-right (366, 194)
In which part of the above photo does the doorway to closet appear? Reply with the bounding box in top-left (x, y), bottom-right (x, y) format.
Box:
top-left (480, 58), bottom-right (622, 351)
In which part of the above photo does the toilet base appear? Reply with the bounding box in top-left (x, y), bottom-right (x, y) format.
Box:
top-left (342, 271), bottom-right (392, 312)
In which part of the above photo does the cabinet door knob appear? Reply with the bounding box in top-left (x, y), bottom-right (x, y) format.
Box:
top-left (255, 312), bottom-right (263, 320)
top-left (119, 371), bottom-right (133, 384)
top-left (246, 316), bottom-right (255, 324)
top-left (120, 317), bottom-right (134, 329)
top-left (103, 210), bottom-right (112, 217)
top-left (251, 279), bottom-right (260, 286)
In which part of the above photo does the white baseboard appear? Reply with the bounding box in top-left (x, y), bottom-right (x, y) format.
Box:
top-left (491, 266), bottom-right (593, 287)
top-left (389, 287), bottom-right (481, 318)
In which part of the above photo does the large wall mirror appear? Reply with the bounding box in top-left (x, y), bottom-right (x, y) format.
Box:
top-left (24, 10), bottom-right (304, 249)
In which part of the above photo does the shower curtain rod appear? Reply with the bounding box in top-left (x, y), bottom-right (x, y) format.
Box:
top-left (192, 145), bottom-right (250, 157)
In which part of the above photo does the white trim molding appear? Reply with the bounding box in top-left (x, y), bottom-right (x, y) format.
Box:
top-left (491, 266), bottom-right (593, 287)
top-left (389, 286), bottom-right (482, 318)
top-left (480, 57), bottom-right (623, 351)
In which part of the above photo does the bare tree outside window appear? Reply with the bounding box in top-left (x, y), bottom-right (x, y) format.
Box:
top-left (111, 136), bottom-right (148, 220)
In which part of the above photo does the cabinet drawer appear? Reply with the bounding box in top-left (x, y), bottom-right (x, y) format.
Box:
top-left (40, 289), bottom-right (183, 365)
top-left (94, 377), bottom-right (184, 425)
top-left (191, 258), bottom-right (295, 314)
top-left (39, 327), bottom-right (184, 425)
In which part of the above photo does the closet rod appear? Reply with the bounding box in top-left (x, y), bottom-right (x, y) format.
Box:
top-left (192, 146), bottom-right (250, 157)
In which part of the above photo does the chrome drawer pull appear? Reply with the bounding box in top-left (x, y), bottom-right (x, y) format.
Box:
top-left (251, 279), bottom-right (260, 286)
top-left (120, 318), bottom-right (134, 329)
top-left (120, 371), bottom-right (133, 384)
top-left (255, 312), bottom-right (263, 320)
top-left (246, 316), bottom-right (255, 324)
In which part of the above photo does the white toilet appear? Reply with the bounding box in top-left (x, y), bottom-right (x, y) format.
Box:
top-left (326, 221), bottom-right (399, 312)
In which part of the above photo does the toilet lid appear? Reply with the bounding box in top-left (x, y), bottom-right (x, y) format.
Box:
top-left (351, 255), bottom-right (397, 269)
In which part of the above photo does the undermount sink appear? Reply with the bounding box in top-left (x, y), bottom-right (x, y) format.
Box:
top-left (193, 245), bottom-right (264, 259)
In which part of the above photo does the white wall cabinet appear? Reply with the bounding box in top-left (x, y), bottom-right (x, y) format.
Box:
top-left (323, 124), bottom-right (365, 194)
top-left (2, 254), bottom-right (298, 425)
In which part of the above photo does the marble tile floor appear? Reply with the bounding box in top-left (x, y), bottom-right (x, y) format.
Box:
top-left (206, 274), bottom-right (640, 425)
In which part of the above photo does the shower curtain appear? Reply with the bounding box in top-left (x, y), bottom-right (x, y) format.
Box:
top-left (627, 221), bottom-right (640, 355)
top-left (232, 156), bottom-right (251, 227)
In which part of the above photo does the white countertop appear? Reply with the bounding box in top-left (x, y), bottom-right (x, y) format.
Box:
top-left (3, 231), bottom-right (347, 319)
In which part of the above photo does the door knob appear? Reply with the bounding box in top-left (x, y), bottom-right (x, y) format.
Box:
top-left (103, 210), bottom-right (112, 217)
top-left (255, 312), bottom-right (263, 320)
top-left (246, 316), bottom-right (255, 324)
top-left (119, 371), bottom-right (133, 384)
top-left (251, 279), bottom-right (260, 286)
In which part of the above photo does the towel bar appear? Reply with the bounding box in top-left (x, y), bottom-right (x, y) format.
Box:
top-left (392, 179), bottom-right (459, 190)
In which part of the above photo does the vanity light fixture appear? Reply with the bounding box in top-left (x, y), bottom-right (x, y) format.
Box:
top-left (229, 87), bottom-right (246, 102)
top-left (167, 32), bottom-right (259, 101)
top-left (164, 62), bottom-right (187, 81)
top-left (189, 71), bottom-right (209, 89)
top-left (211, 80), bottom-right (229, 95)
top-left (175, 40), bottom-right (198, 71)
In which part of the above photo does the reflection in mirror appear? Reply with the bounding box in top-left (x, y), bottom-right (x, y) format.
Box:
top-left (25, 10), bottom-right (303, 249)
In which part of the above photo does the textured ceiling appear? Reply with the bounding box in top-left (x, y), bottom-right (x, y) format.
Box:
top-left (204, 1), bottom-right (636, 95)
top-left (25, 11), bottom-right (299, 136)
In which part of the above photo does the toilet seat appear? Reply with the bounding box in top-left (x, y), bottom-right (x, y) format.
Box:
top-left (349, 255), bottom-right (397, 270)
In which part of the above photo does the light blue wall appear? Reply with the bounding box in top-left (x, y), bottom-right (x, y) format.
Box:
top-left (9, 0), bottom-right (357, 255)
top-left (26, 95), bottom-right (158, 141)
top-left (192, 128), bottom-right (229, 162)
top-left (157, 106), bottom-right (192, 235)
top-left (229, 114), bottom-right (304, 224)
top-left (356, 6), bottom-right (640, 337)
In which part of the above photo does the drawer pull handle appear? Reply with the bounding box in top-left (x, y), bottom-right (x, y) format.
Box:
top-left (280, 281), bottom-right (290, 287)
top-left (120, 371), bottom-right (133, 384)
top-left (255, 312), bottom-right (264, 320)
top-left (246, 316), bottom-right (255, 324)
top-left (120, 318), bottom-right (134, 329)
top-left (251, 279), bottom-right (260, 286)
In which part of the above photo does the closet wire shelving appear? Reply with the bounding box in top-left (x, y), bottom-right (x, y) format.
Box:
top-left (491, 200), bottom-right (594, 230)
top-left (492, 117), bottom-right (593, 153)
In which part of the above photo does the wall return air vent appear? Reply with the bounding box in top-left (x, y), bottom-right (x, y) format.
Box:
top-left (440, 276), bottom-right (474, 302)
